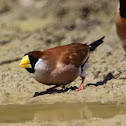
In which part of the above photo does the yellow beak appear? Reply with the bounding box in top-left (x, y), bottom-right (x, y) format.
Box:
top-left (19, 55), bottom-right (32, 68)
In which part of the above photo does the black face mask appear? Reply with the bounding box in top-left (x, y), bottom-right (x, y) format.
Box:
top-left (25, 55), bottom-right (38, 73)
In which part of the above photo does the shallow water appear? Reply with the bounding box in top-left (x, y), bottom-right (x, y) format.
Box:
top-left (0, 102), bottom-right (126, 123)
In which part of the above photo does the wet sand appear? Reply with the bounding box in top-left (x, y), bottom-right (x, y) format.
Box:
top-left (0, 0), bottom-right (126, 125)
top-left (0, 102), bottom-right (126, 122)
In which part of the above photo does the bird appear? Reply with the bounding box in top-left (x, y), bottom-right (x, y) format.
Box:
top-left (115, 0), bottom-right (126, 53)
top-left (19, 36), bottom-right (105, 93)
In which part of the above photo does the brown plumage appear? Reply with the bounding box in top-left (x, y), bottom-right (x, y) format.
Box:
top-left (42, 43), bottom-right (89, 68)
top-left (115, 1), bottom-right (126, 52)
top-left (19, 36), bottom-right (104, 92)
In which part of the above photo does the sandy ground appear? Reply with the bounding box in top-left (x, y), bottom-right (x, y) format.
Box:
top-left (0, 0), bottom-right (126, 125)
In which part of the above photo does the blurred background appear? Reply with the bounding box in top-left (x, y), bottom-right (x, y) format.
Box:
top-left (0, 0), bottom-right (118, 59)
top-left (0, 0), bottom-right (126, 125)
top-left (1, 0), bottom-right (126, 105)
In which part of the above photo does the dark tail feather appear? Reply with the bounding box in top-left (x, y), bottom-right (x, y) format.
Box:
top-left (89, 36), bottom-right (105, 51)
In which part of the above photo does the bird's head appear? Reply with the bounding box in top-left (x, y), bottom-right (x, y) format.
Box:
top-left (19, 51), bottom-right (42, 73)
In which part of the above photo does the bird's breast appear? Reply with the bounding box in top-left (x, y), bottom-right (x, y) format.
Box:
top-left (33, 62), bottom-right (80, 85)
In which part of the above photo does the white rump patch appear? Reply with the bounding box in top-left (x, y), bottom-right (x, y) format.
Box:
top-left (80, 62), bottom-right (90, 77)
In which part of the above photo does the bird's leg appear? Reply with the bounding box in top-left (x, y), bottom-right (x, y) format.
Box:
top-left (46, 85), bottom-right (60, 93)
top-left (123, 46), bottom-right (126, 57)
top-left (76, 77), bottom-right (85, 91)
top-left (124, 46), bottom-right (126, 53)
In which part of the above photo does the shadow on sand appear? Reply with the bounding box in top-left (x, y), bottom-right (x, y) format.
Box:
top-left (33, 72), bottom-right (117, 97)
top-left (33, 86), bottom-right (77, 97)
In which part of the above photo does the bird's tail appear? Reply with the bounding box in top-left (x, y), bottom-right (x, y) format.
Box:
top-left (89, 36), bottom-right (105, 51)
top-left (119, 0), bottom-right (126, 18)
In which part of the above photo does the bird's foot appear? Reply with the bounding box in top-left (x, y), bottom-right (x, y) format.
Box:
top-left (76, 83), bottom-right (85, 91)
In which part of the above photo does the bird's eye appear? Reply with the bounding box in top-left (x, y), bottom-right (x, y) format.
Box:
top-left (29, 55), bottom-right (38, 67)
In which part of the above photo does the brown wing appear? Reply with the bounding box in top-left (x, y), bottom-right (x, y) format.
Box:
top-left (43, 43), bottom-right (90, 68)
top-left (61, 43), bottom-right (89, 67)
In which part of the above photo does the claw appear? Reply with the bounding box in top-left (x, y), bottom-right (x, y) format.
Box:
top-left (76, 77), bottom-right (85, 91)
top-left (76, 83), bottom-right (85, 91)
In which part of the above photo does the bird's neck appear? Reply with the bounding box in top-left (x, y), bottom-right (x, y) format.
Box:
top-left (119, 0), bottom-right (126, 18)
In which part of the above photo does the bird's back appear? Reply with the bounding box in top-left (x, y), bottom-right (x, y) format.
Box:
top-left (42, 43), bottom-right (90, 68)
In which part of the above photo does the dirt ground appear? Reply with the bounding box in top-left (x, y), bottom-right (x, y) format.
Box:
top-left (0, 0), bottom-right (126, 125)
